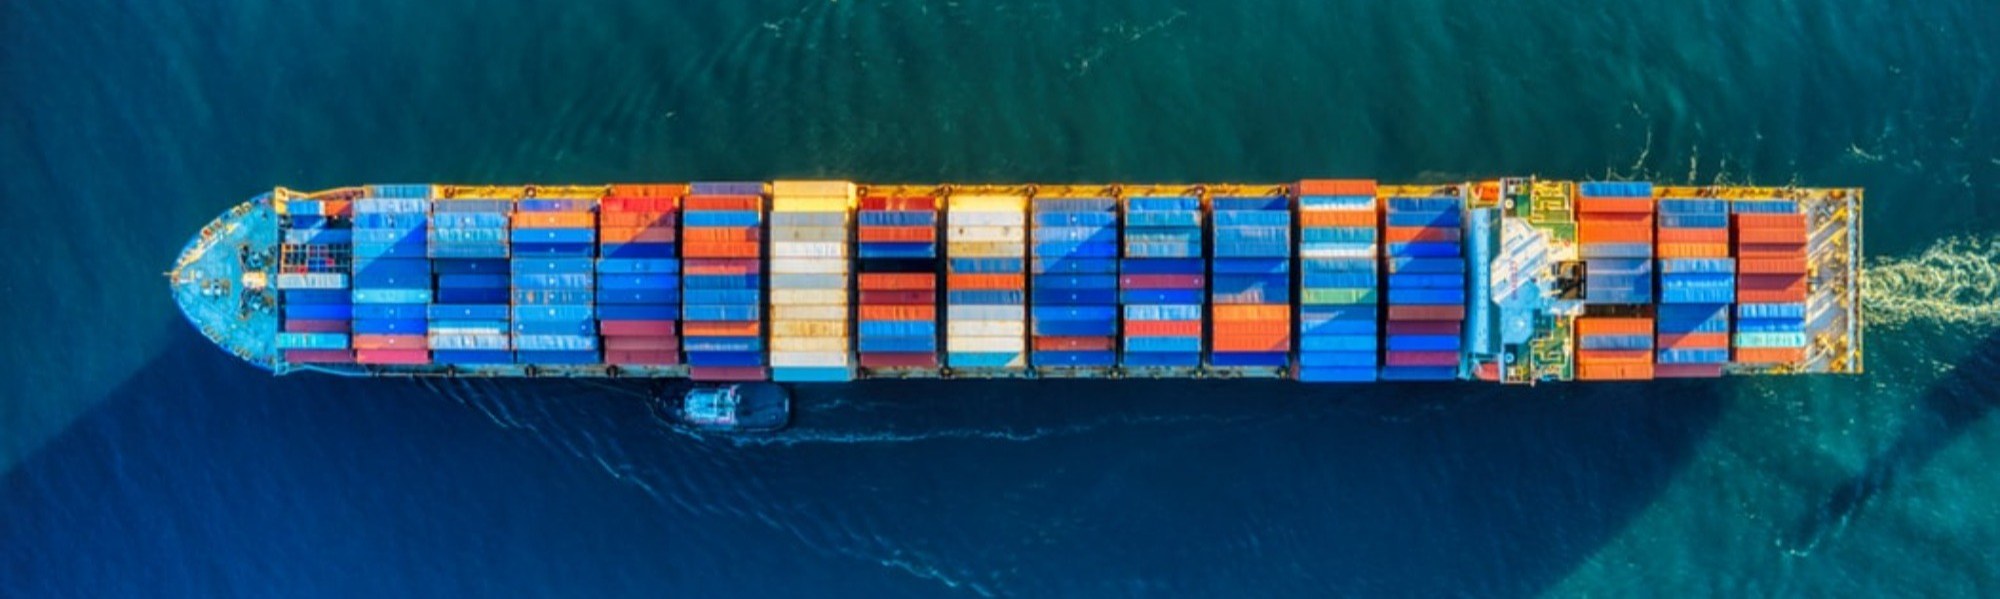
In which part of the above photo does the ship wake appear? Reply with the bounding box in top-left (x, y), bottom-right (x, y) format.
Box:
top-left (1861, 235), bottom-right (2000, 328)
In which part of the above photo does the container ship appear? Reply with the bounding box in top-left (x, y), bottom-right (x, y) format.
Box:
top-left (169, 179), bottom-right (1864, 384)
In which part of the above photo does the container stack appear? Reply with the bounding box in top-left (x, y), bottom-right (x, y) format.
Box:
top-left (1576, 182), bottom-right (1657, 305)
top-left (768, 181), bottom-right (856, 382)
top-left (275, 194), bottom-right (357, 364)
top-left (1293, 180), bottom-right (1381, 382)
top-left (1653, 198), bottom-right (1734, 377)
top-left (1029, 195), bottom-right (1120, 372)
top-left (510, 192), bottom-right (599, 366)
top-left (349, 185), bottom-right (434, 365)
top-left (856, 194), bottom-right (941, 374)
top-left (426, 192), bottom-right (514, 365)
top-left (1120, 195), bottom-right (1204, 371)
top-left (1732, 202), bottom-right (1810, 365)
top-left (1208, 195), bottom-right (1291, 374)
top-left (681, 182), bottom-right (768, 381)
top-left (596, 184), bottom-right (682, 368)
top-left (1574, 316), bottom-right (1656, 380)
top-left (1381, 193), bottom-right (1466, 381)
top-left (945, 194), bottom-right (1029, 373)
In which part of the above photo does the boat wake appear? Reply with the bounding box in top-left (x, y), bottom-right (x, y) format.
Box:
top-left (1861, 235), bottom-right (2000, 328)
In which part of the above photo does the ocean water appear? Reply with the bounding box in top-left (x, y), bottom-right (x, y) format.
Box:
top-left (3, 0), bottom-right (1998, 596)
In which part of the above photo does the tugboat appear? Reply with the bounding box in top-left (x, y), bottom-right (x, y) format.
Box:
top-left (669, 383), bottom-right (791, 433)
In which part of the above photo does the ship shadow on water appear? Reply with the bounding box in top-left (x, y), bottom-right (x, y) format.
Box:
top-left (1781, 326), bottom-right (2000, 555)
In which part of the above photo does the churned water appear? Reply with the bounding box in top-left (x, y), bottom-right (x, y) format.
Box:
top-left (3, 0), bottom-right (1998, 596)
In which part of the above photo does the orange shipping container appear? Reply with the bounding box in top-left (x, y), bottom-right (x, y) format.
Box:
top-left (1657, 332), bottom-right (1730, 349)
top-left (1034, 336), bottom-right (1115, 351)
top-left (601, 197), bottom-right (678, 213)
top-left (683, 321), bottom-right (761, 337)
top-left (1738, 258), bottom-right (1808, 274)
top-left (1578, 223), bottom-right (1653, 244)
top-left (1384, 227), bottom-right (1462, 242)
top-left (859, 226), bottom-right (936, 242)
top-left (1739, 288), bottom-right (1809, 303)
top-left (512, 212), bottom-right (595, 228)
top-left (1735, 347), bottom-right (1807, 364)
top-left (682, 242), bottom-right (759, 258)
top-left (1577, 197), bottom-right (1655, 214)
top-left (608, 184), bottom-right (688, 199)
top-left (859, 273), bottom-right (935, 291)
top-left (599, 227), bottom-right (678, 243)
top-left (1297, 179), bottom-right (1377, 196)
top-left (1738, 228), bottom-right (1808, 245)
top-left (601, 211), bottom-right (674, 227)
top-left (1735, 214), bottom-right (1807, 229)
top-left (320, 200), bottom-right (353, 217)
top-left (1125, 321), bottom-right (1201, 337)
top-left (1657, 228), bottom-right (1728, 243)
top-left (1577, 349), bottom-right (1653, 363)
top-left (1299, 211), bottom-right (1378, 228)
top-left (1214, 320), bottom-right (1289, 336)
top-left (684, 228), bottom-right (760, 242)
top-left (1657, 243), bottom-right (1731, 258)
top-left (861, 305), bottom-right (936, 321)
top-left (684, 259), bottom-right (759, 275)
top-left (1576, 362), bottom-right (1656, 381)
top-left (859, 196), bottom-right (938, 211)
top-left (353, 334), bottom-right (427, 350)
top-left (1213, 333), bottom-right (1289, 352)
top-left (1576, 317), bottom-right (1654, 336)
top-left (948, 273), bottom-right (1025, 290)
top-left (1214, 305), bottom-right (1289, 321)
top-left (683, 195), bottom-right (762, 211)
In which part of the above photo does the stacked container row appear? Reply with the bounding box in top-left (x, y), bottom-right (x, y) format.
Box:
top-left (1654, 197), bottom-right (1734, 377)
top-left (598, 185), bottom-right (682, 368)
top-left (946, 194), bottom-right (1029, 373)
top-left (1030, 195), bottom-right (1119, 372)
top-left (768, 182), bottom-right (855, 382)
top-left (1574, 316), bottom-right (1656, 380)
top-left (427, 192), bottom-right (513, 365)
top-left (1381, 192), bottom-right (1465, 381)
top-left (511, 192), bottom-right (598, 365)
top-left (1576, 182), bottom-right (1657, 305)
top-left (350, 185), bottom-right (434, 365)
top-left (1121, 195), bottom-right (1204, 371)
top-left (681, 182), bottom-right (768, 381)
top-left (275, 193), bottom-right (357, 364)
top-left (1732, 200), bottom-right (1810, 365)
top-left (1208, 194), bottom-right (1291, 373)
top-left (1293, 180), bottom-right (1380, 382)
top-left (856, 194), bottom-right (941, 373)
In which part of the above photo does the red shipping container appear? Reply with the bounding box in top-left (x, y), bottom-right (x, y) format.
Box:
top-left (1738, 228), bottom-right (1808, 245)
top-left (860, 353), bottom-right (940, 368)
top-left (1387, 321), bottom-right (1462, 336)
top-left (859, 273), bottom-right (935, 291)
top-left (1125, 320), bottom-right (1202, 337)
top-left (859, 227), bottom-right (936, 242)
top-left (600, 227), bottom-right (678, 243)
top-left (356, 349), bottom-right (431, 365)
top-left (608, 184), bottom-right (687, 199)
top-left (1578, 222), bottom-right (1653, 244)
top-left (1736, 213), bottom-right (1807, 229)
top-left (1384, 227), bottom-right (1462, 242)
top-left (605, 350), bottom-right (680, 366)
top-left (689, 366), bottom-right (769, 381)
top-left (682, 242), bottom-right (760, 258)
top-left (600, 320), bottom-right (678, 336)
top-left (684, 259), bottom-right (761, 275)
top-left (354, 334), bottom-right (426, 350)
top-left (601, 212), bottom-right (674, 227)
top-left (1212, 333), bottom-right (1289, 352)
top-left (859, 196), bottom-right (938, 211)
top-left (1120, 274), bottom-right (1205, 289)
top-left (1033, 336), bottom-right (1115, 351)
top-left (683, 195), bottom-right (762, 211)
top-left (683, 322), bottom-right (760, 337)
top-left (1657, 332), bottom-right (1730, 349)
top-left (1299, 211), bottom-right (1378, 228)
top-left (1296, 179), bottom-right (1377, 196)
top-left (684, 228), bottom-right (760, 242)
top-left (1386, 351), bottom-right (1458, 366)
top-left (604, 337), bottom-right (679, 351)
top-left (949, 273), bottom-right (1025, 290)
top-left (860, 290), bottom-right (935, 305)
top-left (512, 212), bottom-right (595, 228)
top-left (1577, 317), bottom-right (1654, 336)
top-left (1387, 305), bottom-right (1466, 321)
top-left (1655, 363), bottom-right (1724, 378)
top-left (284, 319), bottom-right (348, 333)
top-left (284, 349), bottom-right (354, 363)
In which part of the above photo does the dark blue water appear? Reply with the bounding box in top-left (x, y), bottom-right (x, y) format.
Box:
top-left (5, 0), bottom-right (1999, 596)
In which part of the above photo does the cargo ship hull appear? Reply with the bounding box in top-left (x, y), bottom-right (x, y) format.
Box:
top-left (169, 179), bottom-right (1864, 383)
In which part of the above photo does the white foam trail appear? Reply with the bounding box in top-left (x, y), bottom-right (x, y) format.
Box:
top-left (1861, 235), bottom-right (2000, 328)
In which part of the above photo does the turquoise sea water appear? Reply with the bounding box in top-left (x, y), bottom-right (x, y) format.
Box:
top-left (4, 0), bottom-right (1998, 596)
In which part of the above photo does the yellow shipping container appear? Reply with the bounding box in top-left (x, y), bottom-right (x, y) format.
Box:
top-left (944, 241), bottom-right (1025, 257)
top-left (771, 289), bottom-right (848, 305)
top-left (946, 226), bottom-right (1025, 242)
top-left (947, 194), bottom-right (1026, 211)
top-left (772, 196), bottom-right (849, 212)
top-left (773, 320), bottom-right (848, 337)
top-left (771, 180), bottom-right (855, 198)
top-left (772, 305), bottom-right (850, 321)
top-left (773, 337), bottom-right (849, 352)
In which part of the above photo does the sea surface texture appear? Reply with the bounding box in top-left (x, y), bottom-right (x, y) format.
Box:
top-left (4, 0), bottom-right (1999, 596)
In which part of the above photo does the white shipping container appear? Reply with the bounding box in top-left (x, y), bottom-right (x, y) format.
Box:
top-left (772, 305), bottom-right (850, 320)
top-left (770, 351), bottom-right (852, 367)
top-left (773, 337), bottom-right (849, 352)
top-left (947, 226), bottom-right (1026, 241)
top-left (770, 289), bottom-right (848, 305)
top-left (773, 320), bottom-right (848, 337)
top-left (773, 227), bottom-right (848, 242)
top-left (945, 241), bottom-right (1025, 257)
top-left (949, 211), bottom-right (1026, 227)
top-left (947, 336), bottom-right (1027, 352)
top-left (1299, 246), bottom-right (1380, 258)
top-left (428, 324), bottom-right (509, 336)
top-left (276, 273), bottom-right (349, 289)
top-left (771, 242), bottom-right (848, 258)
top-left (947, 320), bottom-right (1025, 336)
top-left (770, 274), bottom-right (849, 289)
top-left (946, 305), bottom-right (1024, 321)
top-left (769, 258), bottom-right (850, 274)
top-left (947, 194), bottom-right (1026, 211)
